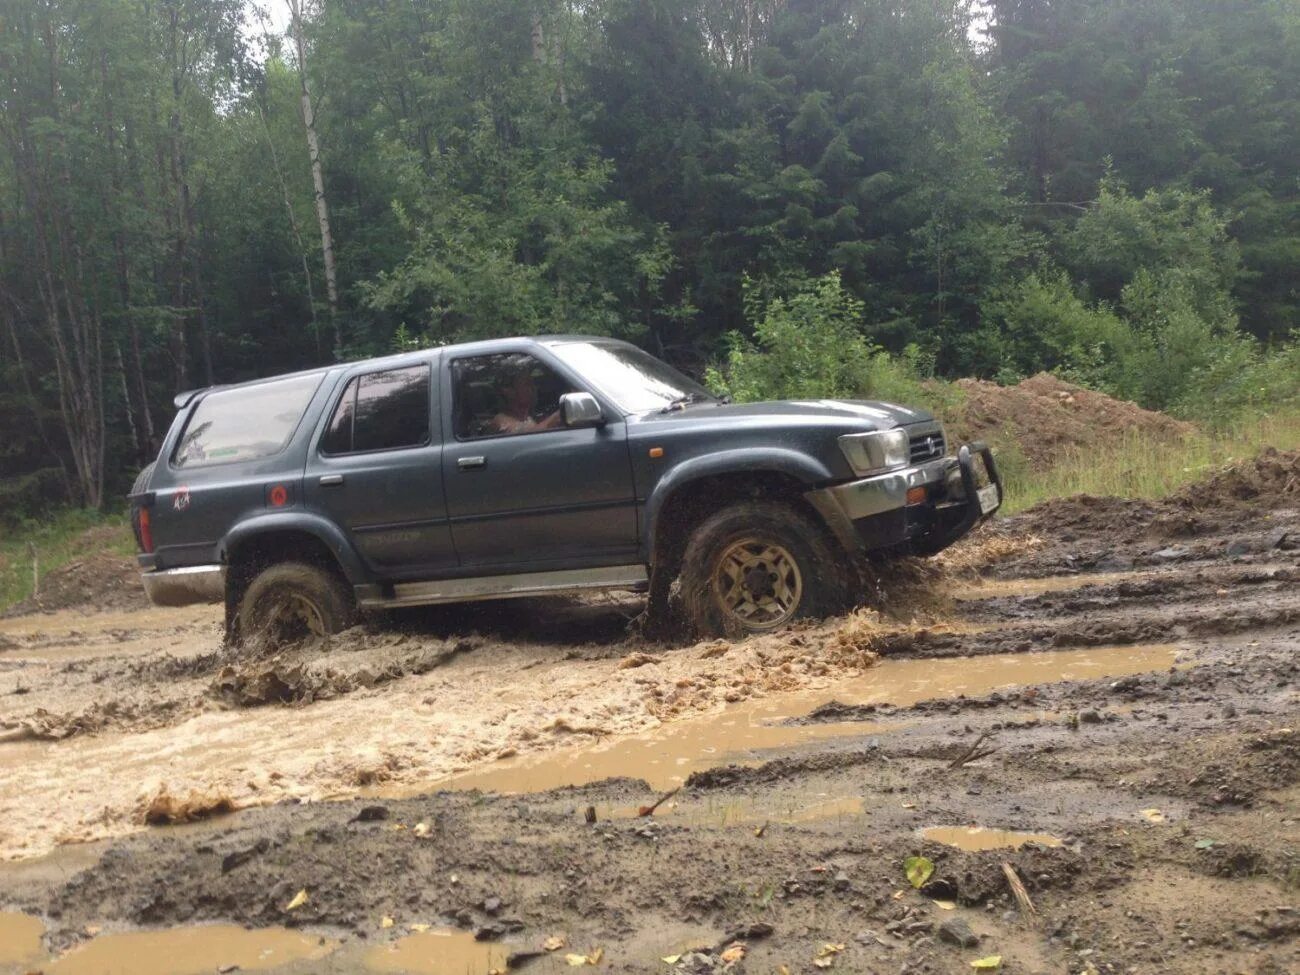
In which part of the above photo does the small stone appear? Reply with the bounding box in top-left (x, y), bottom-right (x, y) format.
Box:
top-left (351, 805), bottom-right (390, 823)
top-left (937, 918), bottom-right (979, 948)
top-left (834, 871), bottom-right (851, 891)
top-left (1080, 709), bottom-right (1102, 725)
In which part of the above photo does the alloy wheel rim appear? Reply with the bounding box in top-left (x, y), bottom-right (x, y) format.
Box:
top-left (712, 538), bottom-right (803, 629)
top-left (259, 591), bottom-right (326, 644)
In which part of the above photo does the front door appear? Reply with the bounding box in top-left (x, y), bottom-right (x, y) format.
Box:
top-left (441, 350), bottom-right (638, 570)
top-left (304, 358), bottom-right (457, 580)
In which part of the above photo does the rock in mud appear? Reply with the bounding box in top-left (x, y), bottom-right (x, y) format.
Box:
top-left (937, 917), bottom-right (979, 948)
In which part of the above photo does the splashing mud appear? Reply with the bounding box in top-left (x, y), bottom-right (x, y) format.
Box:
top-left (388, 643), bottom-right (1179, 796)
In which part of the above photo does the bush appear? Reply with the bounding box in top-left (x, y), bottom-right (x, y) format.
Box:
top-left (706, 272), bottom-right (957, 413)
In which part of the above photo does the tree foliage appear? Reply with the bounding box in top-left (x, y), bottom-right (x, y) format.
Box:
top-left (0, 0), bottom-right (1296, 514)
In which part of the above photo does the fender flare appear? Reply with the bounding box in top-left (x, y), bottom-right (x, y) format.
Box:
top-left (220, 512), bottom-right (369, 585)
top-left (641, 448), bottom-right (836, 562)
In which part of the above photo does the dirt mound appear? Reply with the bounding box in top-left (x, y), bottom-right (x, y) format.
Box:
top-left (1166, 447), bottom-right (1300, 510)
top-left (948, 373), bottom-right (1194, 470)
top-left (1010, 447), bottom-right (1300, 547)
top-left (6, 526), bottom-right (144, 616)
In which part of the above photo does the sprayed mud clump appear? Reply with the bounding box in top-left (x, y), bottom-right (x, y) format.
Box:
top-left (141, 787), bottom-right (237, 826)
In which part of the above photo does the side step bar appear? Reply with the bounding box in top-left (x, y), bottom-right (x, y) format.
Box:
top-left (355, 564), bottom-right (649, 610)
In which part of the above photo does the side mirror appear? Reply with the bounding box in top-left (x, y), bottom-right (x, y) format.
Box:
top-left (560, 391), bottom-right (604, 429)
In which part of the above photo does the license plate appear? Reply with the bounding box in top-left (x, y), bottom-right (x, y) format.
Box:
top-left (977, 484), bottom-right (1000, 514)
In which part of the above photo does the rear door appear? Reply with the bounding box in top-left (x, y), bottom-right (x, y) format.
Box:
top-left (440, 348), bottom-right (638, 570)
top-left (303, 356), bottom-right (456, 580)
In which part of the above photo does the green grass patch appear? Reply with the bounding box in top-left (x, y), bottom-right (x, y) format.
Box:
top-left (0, 508), bottom-right (133, 612)
top-left (1002, 411), bottom-right (1300, 514)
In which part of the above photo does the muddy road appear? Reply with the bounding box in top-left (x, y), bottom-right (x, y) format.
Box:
top-left (1, 451), bottom-right (1297, 975)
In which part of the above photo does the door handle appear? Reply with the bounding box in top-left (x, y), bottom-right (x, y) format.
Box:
top-left (319, 474), bottom-right (345, 487)
top-left (457, 456), bottom-right (487, 471)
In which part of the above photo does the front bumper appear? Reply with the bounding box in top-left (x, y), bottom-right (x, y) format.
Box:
top-left (141, 564), bottom-right (226, 607)
top-left (807, 442), bottom-right (1002, 557)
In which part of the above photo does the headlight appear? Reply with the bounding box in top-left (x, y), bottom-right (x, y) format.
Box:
top-left (838, 429), bottom-right (910, 476)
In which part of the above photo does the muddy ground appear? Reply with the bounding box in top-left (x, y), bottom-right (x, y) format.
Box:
top-left (1, 451), bottom-right (1297, 975)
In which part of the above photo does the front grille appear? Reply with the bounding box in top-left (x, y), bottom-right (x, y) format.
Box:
top-left (909, 430), bottom-right (946, 464)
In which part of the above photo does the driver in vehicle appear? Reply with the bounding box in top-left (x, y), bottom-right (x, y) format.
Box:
top-left (489, 364), bottom-right (562, 435)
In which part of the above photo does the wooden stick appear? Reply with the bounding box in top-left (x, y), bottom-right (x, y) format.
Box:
top-left (1001, 862), bottom-right (1037, 916)
top-left (947, 732), bottom-right (997, 769)
top-left (637, 786), bottom-right (680, 817)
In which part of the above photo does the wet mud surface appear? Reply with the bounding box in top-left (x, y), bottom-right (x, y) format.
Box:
top-left (2, 451), bottom-right (1298, 974)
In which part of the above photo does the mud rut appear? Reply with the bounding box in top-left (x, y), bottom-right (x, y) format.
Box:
top-left (1, 492), bottom-right (1297, 975)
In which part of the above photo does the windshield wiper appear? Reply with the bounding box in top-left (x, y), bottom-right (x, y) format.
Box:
top-left (659, 392), bottom-right (716, 413)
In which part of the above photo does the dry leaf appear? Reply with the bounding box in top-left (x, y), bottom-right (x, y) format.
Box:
top-left (1140, 808), bottom-right (1166, 823)
top-left (413, 821), bottom-right (431, 837)
top-left (589, 947), bottom-right (604, 965)
top-left (971, 956), bottom-right (1002, 969)
top-left (933, 900), bottom-right (957, 911)
top-left (544, 936), bottom-right (567, 952)
top-left (285, 888), bottom-right (309, 911)
top-left (754, 823), bottom-right (767, 837)
top-left (778, 967), bottom-right (790, 975)
top-left (565, 955), bottom-right (589, 967)
top-left (380, 916), bottom-right (394, 929)
top-left (409, 923), bottom-right (431, 933)
top-left (661, 955), bottom-right (681, 966)
top-left (892, 889), bottom-right (906, 900)
top-left (720, 943), bottom-right (746, 964)
top-left (813, 957), bottom-right (834, 969)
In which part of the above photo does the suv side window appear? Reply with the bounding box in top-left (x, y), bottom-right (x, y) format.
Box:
top-left (321, 365), bottom-right (431, 455)
top-left (173, 373), bottom-right (322, 469)
top-left (452, 353), bottom-right (576, 440)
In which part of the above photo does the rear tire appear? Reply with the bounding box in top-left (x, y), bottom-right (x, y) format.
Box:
top-left (675, 500), bottom-right (851, 638)
top-left (236, 561), bottom-right (356, 646)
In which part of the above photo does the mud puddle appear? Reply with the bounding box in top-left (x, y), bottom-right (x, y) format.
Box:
top-left (362, 929), bottom-right (508, 975)
top-left (922, 825), bottom-right (1066, 851)
top-left (0, 913), bottom-right (335, 975)
top-left (0, 911), bottom-right (44, 968)
top-left (387, 643), bottom-right (1180, 796)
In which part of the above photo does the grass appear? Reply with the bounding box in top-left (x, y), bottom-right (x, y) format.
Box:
top-left (1001, 410), bottom-right (1300, 514)
top-left (0, 508), bottom-right (133, 612)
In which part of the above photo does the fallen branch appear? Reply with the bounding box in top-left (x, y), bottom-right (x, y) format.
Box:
top-left (947, 732), bottom-right (998, 770)
top-left (1001, 861), bottom-right (1037, 917)
top-left (637, 786), bottom-right (680, 817)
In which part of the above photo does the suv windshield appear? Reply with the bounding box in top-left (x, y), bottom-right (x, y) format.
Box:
top-left (549, 341), bottom-right (717, 415)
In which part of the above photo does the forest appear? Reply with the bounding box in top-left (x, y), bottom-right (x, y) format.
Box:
top-left (1, 0), bottom-right (1297, 517)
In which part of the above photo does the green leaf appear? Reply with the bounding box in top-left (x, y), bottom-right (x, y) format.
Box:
top-left (970, 956), bottom-right (1002, 970)
top-left (904, 856), bottom-right (934, 889)
top-left (1194, 839), bottom-right (1216, 850)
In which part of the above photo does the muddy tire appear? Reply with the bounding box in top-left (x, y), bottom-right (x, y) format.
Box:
top-left (675, 500), bottom-right (851, 638)
top-left (236, 561), bottom-right (356, 646)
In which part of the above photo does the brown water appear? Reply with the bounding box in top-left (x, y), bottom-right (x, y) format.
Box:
top-left (951, 572), bottom-right (1144, 601)
top-left (923, 825), bottom-right (1065, 851)
top-left (363, 929), bottom-right (509, 975)
top-left (386, 643), bottom-right (1179, 796)
top-left (0, 911), bottom-right (44, 967)
top-left (44, 924), bottom-right (335, 975)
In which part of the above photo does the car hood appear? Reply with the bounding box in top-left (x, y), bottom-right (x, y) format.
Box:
top-left (639, 398), bottom-right (934, 428)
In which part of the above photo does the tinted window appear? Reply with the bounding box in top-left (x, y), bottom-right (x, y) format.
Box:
top-left (452, 353), bottom-right (575, 439)
top-left (321, 365), bottom-right (430, 454)
top-left (173, 373), bottom-right (321, 469)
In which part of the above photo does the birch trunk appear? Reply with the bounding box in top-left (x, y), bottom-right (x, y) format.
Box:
top-left (288, 0), bottom-right (341, 358)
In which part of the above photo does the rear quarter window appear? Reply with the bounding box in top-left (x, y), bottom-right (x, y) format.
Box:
top-left (320, 365), bottom-right (431, 455)
top-left (172, 374), bottom-right (322, 469)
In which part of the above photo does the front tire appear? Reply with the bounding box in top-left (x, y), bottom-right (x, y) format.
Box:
top-left (676, 500), bottom-right (851, 638)
top-left (236, 561), bottom-right (356, 646)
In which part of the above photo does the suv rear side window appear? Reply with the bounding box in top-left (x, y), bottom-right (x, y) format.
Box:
top-left (173, 373), bottom-right (322, 469)
top-left (321, 365), bottom-right (431, 455)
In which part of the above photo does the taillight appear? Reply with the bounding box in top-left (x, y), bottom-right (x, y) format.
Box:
top-left (138, 507), bottom-right (154, 553)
